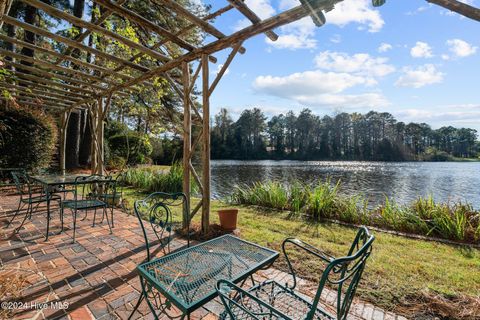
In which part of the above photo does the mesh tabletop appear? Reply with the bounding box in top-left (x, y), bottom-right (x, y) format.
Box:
top-left (30, 175), bottom-right (110, 186)
top-left (137, 235), bottom-right (279, 312)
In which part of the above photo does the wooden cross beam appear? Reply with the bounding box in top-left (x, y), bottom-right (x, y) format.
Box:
top-left (70, 2), bottom-right (320, 108)
top-left (0, 34), bottom-right (133, 82)
top-left (151, 0), bottom-right (246, 54)
top-left (21, 0), bottom-right (171, 62)
top-left (2, 15), bottom-right (148, 72)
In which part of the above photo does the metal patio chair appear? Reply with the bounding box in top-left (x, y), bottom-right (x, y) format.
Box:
top-left (216, 227), bottom-right (375, 320)
top-left (98, 171), bottom-right (127, 227)
top-left (5, 170), bottom-right (61, 238)
top-left (60, 175), bottom-right (114, 243)
top-left (128, 192), bottom-right (190, 320)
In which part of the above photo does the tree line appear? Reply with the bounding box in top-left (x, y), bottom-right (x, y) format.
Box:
top-left (211, 108), bottom-right (480, 161)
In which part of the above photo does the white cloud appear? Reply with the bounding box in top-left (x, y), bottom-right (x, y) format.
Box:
top-left (252, 70), bottom-right (389, 108)
top-left (406, 5), bottom-right (431, 16)
top-left (294, 93), bottom-right (389, 108)
top-left (330, 34), bottom-right (342, 44)
top-left (213, 64), bottom-right (230, 76)
top-left (244, 0), bottom-right (275, 19)
top-left (233, 0), bottom-right (275, 31)
top-left (395, 104), bottom-right (480, 128)
top-left (314, 51), bottom-right (395, 77)
top-left (266, 18), bottom-right (317, 50)
top-left (325, 0), bottom-right (385, 32)
top-left (253, 71), bottom-right (368, 95)
top-left (378, 43), bottom-right (392, 53)
top-left (279, 0), bottom-right (297, 10)
top-left (395, 64), bottom-right (444, 88)
top-left (410, 41), bottom-right (434, 58)
top-left (446, 39), bottom-right (477, 58)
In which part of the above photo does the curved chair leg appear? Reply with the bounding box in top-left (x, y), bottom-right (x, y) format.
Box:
top-left (60, 202), bottom-right (64, 233)
top-left (111, 206), bottom-right (114, 228)
top-left (128, 293), bottom-right (144, 320)
top-left (15, 202), bottom-right (32, 233)
top-left (103, 207), bottom-right (112, 234)
top-left (93, 208), bottom-right (97, 227)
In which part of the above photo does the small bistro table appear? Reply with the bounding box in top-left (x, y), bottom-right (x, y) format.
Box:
top-left (136, 234), bottom-right (279, 319)
top-left (29, 174), bottom-right (110, 240)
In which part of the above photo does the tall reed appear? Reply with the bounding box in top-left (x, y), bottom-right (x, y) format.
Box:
top-left (125, 163), bottom-right (195, 194)
top-left (231, 180), bottom-right (480, 243)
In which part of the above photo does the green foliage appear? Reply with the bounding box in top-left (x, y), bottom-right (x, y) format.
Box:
top-left (108, 133), bottom-right (152, 166)
top-left (0, 106), bottom-right (57, 171)
top-left (231, 179), bottom-right (480, 243)
top-left (124, 163), bottom-right (196, 194)
top-left (150, 136), bottom-right (183, 165)
top-left (212, 108), bottom-right (479, 161)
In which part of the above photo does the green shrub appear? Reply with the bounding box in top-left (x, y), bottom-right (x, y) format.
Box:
top-left (0, 106), bottom-right (57, 171)
top-left (108, 133), bottom-right (152, 165)
top-left (125, 163), bottom-right (196, 194)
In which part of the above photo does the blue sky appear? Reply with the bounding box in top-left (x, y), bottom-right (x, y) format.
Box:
top-left (196, 0), bottom-right (480, 130)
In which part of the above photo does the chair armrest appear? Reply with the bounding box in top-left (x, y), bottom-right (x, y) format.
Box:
top-left (216, 280), bottom-right (293, 320)
top-left (281, 238), bottom-right (336, 289)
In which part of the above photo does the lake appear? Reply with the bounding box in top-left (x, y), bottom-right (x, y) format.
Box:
top-left (210, 160), bottom-right (480, 208)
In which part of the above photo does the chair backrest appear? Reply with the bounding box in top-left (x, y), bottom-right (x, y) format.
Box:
top-left (113, 171), bottom-right (127, 199)
top-left (308, 227), bottom-right (374, 320)
top-left (134, 192), bottom-right (189, 262)
top-left (73, 175), bottom-right (113, 203)
top-left (10, 170), bottom-right (31, 197)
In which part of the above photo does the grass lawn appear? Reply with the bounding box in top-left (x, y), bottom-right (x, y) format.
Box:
top-left (122, 188), bottom-right (480, 318)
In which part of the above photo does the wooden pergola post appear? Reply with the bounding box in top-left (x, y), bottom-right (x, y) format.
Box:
top-left (59, 110), bottom-right (71, 175)
top-left (182, 61), bottom-right (191, 229)
top-left (201, 54), bottom-right (210, 234)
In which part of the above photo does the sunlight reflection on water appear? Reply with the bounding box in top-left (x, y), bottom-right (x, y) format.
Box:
top-left (210, 160), bottom-right (480, 208)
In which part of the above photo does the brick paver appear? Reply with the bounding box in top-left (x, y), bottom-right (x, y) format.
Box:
top-left (0, 192), bottom-right (401, 320)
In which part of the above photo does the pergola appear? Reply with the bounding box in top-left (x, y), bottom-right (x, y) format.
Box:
top-left (0, 0), bottom-right (350, 233)
top-left (3, 0), bottom-right (477, 232)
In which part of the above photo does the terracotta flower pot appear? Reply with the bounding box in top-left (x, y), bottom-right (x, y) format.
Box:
top-left (218, 208), bottom-right (239, 231)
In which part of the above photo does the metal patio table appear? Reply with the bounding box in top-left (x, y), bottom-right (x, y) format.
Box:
top-left (29, 174), bottom-right (110, 240)
top-left (136, 234), bottom-right (279, 320)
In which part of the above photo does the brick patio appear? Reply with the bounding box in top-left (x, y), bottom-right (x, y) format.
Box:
top-left (0, 192), bottom-right (403, 320)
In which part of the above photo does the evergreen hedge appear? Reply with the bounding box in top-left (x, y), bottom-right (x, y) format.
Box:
top-left (0, 106), bottom-right (57, 171)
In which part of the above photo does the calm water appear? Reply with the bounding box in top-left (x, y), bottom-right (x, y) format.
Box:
top-left (210, 160), bottom-right (480, 208)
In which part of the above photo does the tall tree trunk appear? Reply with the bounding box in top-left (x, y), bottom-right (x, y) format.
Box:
top-left (20, 5), bottom-right (36, 67)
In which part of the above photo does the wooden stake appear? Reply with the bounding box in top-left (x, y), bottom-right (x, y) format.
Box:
top-left (182, 61), bottom-right (191, 229)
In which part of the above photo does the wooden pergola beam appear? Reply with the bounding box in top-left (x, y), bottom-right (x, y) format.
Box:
top-left (12, 96), bottom-right (71, 109)
top-left (3, 60), bottom-right (105, 93)
top-left (21, 0), bottom-right (171, 63)
top-left (70, 2), bottom-right (318, 108)
top-left (53, 0), bottom-right (128, 65)
top-left (4, 71), bottom-right (98, 97)
top-left (227, 0), bottom-right (279, 41)
top-left (0, 34), bottom-right (133, 82)
top-left (2, 77), bottom-right (89, 99)
top-left (2, 15), bottom-right (148, 72)
top-left (151, 0), bottom-right (246, 54)
top-left (0, 84), bottom-right (81, 103)
top-left (8, 99), bottom-right (67, 110)
top-left (94, 0), bottom-right (217, 63)
top-left (0, 48), bottom-right (119, 86)
top-left (9, 92), bottom-right (73, 108)
top-left (427, 0), bottom-right (480, 21)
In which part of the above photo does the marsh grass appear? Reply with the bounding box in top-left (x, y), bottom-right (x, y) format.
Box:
top-left (231, 180), bottom-right (480, 243)
top-left (124, 163), bottom-right (195, 194)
